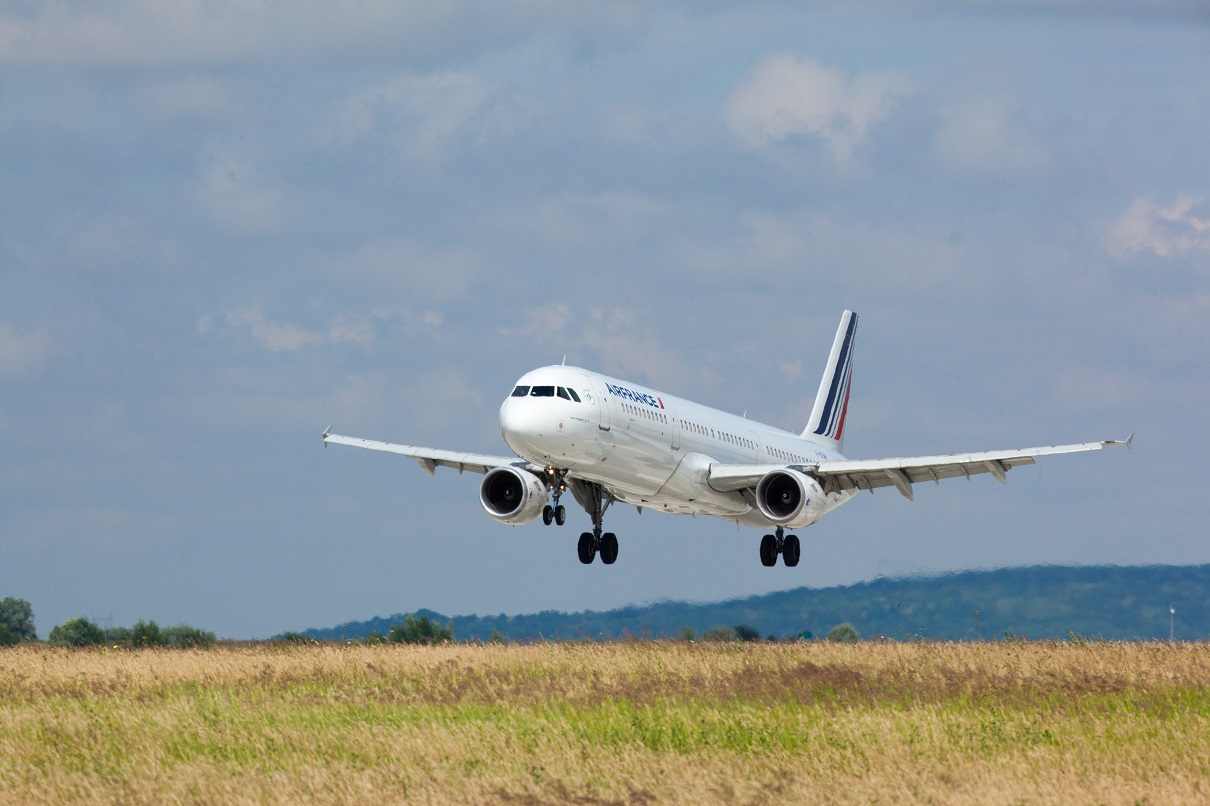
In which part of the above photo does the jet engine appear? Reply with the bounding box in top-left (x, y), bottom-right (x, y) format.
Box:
top-left (754, 469), bottom-right (827, 529)
top-left (480, 466), bottom-right (548, 525)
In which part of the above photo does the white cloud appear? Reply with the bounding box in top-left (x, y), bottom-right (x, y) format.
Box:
top-left (225, 308), bottom-right (321, 352)
top-left (220, 306), bottom-right (442, 351)
top-left (198, 149), bottom-right (284, 233)
top-left (724, 54), bottom-right (912, 162)
top-left (0, 2), bottom-right (641, 67)
top-left (0, 324), bottom-right (54, 380)
top-left (335, 70), bottom-right (523, 161)
top-left (1107, 195), bottom-right (1210, 261)
top-left (935, 98), bottom-right (1046, 175)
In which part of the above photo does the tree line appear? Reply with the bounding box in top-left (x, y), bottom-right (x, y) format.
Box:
top-left (0, 598), bottom-right (216, 648)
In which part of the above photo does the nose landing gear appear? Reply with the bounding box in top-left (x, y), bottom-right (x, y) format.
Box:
top-left (542, 469), bottom-right (568, 526)
top-left (759, 527), bottom-right (800, 567)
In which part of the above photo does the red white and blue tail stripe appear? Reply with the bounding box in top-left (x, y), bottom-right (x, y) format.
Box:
top-left (804, 310), bottom-right (858, 450)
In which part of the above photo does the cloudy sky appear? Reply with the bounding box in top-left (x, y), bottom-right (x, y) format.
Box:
top-left (3, 1), bottom-right (1207, 639)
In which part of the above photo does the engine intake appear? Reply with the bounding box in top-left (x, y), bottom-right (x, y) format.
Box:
top-left (755, 469), bottom-right (826, 529)
top-left (480, 466), bottom-right (548, 525)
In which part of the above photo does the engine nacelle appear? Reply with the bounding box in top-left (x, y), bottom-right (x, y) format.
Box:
top-left (479, 466), bottom-right (548, 525)
top-left (755, 469), bottom-right (827, 529)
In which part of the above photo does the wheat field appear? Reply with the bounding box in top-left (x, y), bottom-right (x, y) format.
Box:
top-left (2, 640), bottom-right (1208, 804)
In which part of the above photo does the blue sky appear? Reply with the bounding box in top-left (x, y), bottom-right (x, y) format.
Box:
top-left (2, 1), bottom-right (1207, 638)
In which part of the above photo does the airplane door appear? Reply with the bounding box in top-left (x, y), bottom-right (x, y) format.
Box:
top-left (586, 376), bottom-right (611, 432)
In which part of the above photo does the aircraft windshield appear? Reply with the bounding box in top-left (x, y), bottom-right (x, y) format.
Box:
top-left (530, 386), bottom-right (555, 397)
top-left (511, 386), bottom-right (529, 397)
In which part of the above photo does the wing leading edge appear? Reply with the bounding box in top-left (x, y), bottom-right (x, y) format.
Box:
top-left (708, 436), bottom-right (1132, 500)
top-left (322, 430), bottom-right (538, 477)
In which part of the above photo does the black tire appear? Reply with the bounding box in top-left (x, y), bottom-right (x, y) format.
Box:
top-left (759, 534), bottom-right (777, 567)
top-left (554, 505), bottom-right (567, 526)
top-left (577, 532), bottom-right (596, 564)
top-left (600, 532), bottom-right (619, 564)
top-left (543, 505), bottom-right (554, 526)
top-left (782, 534), bottom-right (801, 567)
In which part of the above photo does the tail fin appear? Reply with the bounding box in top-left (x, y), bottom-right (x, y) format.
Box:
top-left (803, 310), bottom-right (858, 451)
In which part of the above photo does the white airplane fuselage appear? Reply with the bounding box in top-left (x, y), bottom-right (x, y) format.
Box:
top-left (498, 366), bottom-right (855, 528)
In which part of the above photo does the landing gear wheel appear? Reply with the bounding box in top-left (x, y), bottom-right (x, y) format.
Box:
top-left (543, 505), bottom-right (554, 526)
top-left (577, 532), bottom-right (596, 564)
top-left (759, 534), bottom-right (778, 567)
top-left (600, 533), bottom-right (619, 564)
top-left (782, 534), bottom-right (801, 567)
top-left (554, 505), bottom-right (567, 526)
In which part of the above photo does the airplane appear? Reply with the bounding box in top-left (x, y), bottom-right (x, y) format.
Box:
top-left (323, 310), bottom-right (1131, 567)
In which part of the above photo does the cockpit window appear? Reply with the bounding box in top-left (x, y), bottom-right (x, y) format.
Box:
top-left (511, 386), bottom-right (530, 397)
top-left (568, 388), bottom-right (581, 403)
top-left (557, 386), bottom-right (571, 400)
top-left (530, 385), bottom-right (555, 397)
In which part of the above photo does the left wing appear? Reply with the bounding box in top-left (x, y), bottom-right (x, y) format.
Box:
top-left (322, 429), bottom-right (539, 477)
top-left (708, 436), bottom-right (1132, 499)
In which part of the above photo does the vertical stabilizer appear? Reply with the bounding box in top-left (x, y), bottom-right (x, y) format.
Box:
top-left (803, 310), bottom-right (858, 451)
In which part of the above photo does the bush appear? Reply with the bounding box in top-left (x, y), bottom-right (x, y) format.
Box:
top-left (679, 626), bottom-right (697, 642)
top-left (0, 597), bottom-right (35, 642)
top-left (702, 626), bottom-right (737, 642)
top-left (280, 631), bottom-right (312, 644)
top-left (734, 624), bottom-right (761, 642)
top-left (131, 620), bottom-right (166, 647)
top-left (387, 614), bottom-right (453, 645)
top-left (162, 624), bottom-right (217, 648)
top-left (0, 624), bottom-right (18, 646)
top-left (48, 617), bottom-right (105, 647)
top-left (826, 623), bottom-right (861, 643)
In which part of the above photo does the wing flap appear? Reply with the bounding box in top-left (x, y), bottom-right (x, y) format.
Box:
top-left (322, 431), bottom-right (536, 476)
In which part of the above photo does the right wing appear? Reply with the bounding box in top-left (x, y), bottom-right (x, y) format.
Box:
top-left (322, 429), bottom-right (539, 477)
top-left (708, 436), bottom-right (1132, 500)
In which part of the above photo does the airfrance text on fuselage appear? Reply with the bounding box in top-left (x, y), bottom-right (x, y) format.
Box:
top-left (605, 383), bottom-right (664, 409)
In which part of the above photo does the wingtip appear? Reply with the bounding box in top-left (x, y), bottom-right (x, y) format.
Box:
top-left (322, 425), bottom-right (332, 447)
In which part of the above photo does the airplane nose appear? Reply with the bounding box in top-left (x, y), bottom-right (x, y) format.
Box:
top-left (499, 398), bottom-right (540, 453)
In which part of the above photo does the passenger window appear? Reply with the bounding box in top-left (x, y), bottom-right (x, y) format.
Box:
top-left (511, 386), bottom-right (530, 397)
top-left (530, 386), bottom-right (555, 397)
top-left (557, 387), bottom-right (571, 400)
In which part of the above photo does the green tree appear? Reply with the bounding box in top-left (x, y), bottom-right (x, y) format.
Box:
top-left (48, 617), bottom-right (105, 647)
top-left (702, 626), bottom-right (737, 642)
top-left (679, 626), bottom-right (697, 642)
top-left (826, 623), bottom-right (861, 643)
top-left (105, 627), bottom-right (133, 646)
top-left (0, 624), bottom-right (18, 646)
top-left (131, 620), bottom-right (165, 647)
top-left (489, 628), bottom-right (506, 644)
top-left (734, 624), bottom-right (761, 642)
top-left (162, 624), bottom-right (216, 648)
top-left (0, 597), bottom-right (35, 642)
top-left (387, 614), bottom-right (453, 645)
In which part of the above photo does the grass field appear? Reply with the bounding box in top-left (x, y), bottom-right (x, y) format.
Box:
top-left (2, 641), bottom-right (1208, 804)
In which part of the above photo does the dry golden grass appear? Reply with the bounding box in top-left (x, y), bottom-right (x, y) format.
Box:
top-left (2, 641), bottom-right (1208, 804)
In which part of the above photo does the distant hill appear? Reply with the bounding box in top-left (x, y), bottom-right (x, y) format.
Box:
top-left (298, 565), bottom-right (1210, 643)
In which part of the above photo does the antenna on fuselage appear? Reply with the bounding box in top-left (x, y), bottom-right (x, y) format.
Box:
top-left (561, 355), bottom-right (566, 366)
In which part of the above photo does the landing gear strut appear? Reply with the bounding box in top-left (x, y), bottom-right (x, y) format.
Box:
top-left (576, 481), bottom-right (617, 565)
top-left (760, 527), bottom-right (800, 567)
top-left (542, 469), bottom-right (568, 526)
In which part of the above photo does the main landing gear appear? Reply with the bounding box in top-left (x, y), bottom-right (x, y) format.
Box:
top-left (759, 526), bottom-right (800, 567)
top-left (577, 482), bottom-right (617, 565)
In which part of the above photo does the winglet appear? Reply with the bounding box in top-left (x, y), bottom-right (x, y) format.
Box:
top-left (1104, 432), bottom-right (1134, 453)
top-left (322, 425), bottom-right (332, 447)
